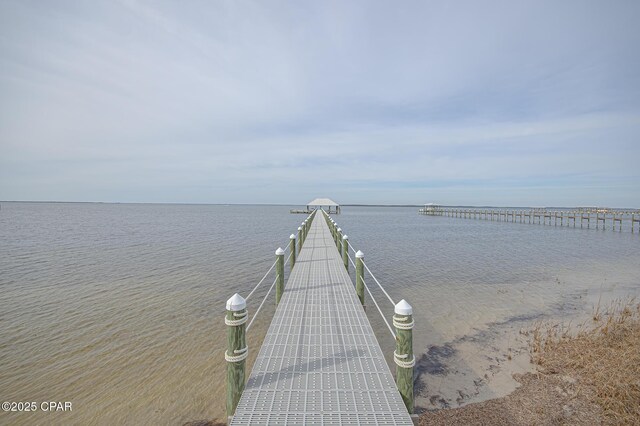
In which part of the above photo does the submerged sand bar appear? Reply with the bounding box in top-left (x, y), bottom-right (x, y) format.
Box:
top-left (231, 213), bottom-right (412, 425)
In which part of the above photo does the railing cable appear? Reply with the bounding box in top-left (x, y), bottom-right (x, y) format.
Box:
top-left (347, 252), bottom-right (357, 269)
top-left (347, 252), bottom-right (395, 339)
top-left (246, 259), bottom-right (277, 301)
top-left (246, 275), bottom-right (278, 331)
top-left (362, 261), bottom-right (395, 306)
top-left (362, 277), bottom-right (396, 339)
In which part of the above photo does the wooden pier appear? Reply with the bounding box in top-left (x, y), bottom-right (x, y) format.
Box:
top-left (226, 211), bottom-right (414, 425)
top-left (420, 207), bottom-right (640, 233)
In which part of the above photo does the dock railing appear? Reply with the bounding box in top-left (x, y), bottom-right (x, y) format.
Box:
top-left (320, 209), bottom-right (416, 413)
top-left (224, 209), bottom-right (317, 419)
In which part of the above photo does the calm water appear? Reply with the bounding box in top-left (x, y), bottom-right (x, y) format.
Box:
top-left (1, 202), bottom-right (639, 424)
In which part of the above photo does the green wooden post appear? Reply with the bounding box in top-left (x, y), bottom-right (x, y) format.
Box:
top-left (355, 250), bottom-right (365, 306)
top-left (301, 222), bottom-right (306, 243)
top-left (275, 247), bottom-right (285, 304)
top-left (337, 228), bottom-right (342, 253)
top-left (394, 299), bottom-right (414, 414)
top-left (225, 293), bottom-right (248, 420)
top-left (289, 234), bottom-right (296, 269)
top-left (342, 235), bottom-right (349, 270)
top-left (297, 226), bottom-right (303, 254)
top-left (333, 223), bottom-right (338, 245)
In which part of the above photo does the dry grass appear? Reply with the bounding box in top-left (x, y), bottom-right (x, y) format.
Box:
top-left (418, 372), bottom-right (601, 425)
top-left (420, 298), bottom-right (640, 425)
top-left (530, 298), bottom-right (640, 425)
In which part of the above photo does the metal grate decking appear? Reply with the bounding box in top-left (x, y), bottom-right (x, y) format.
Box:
top-left (231, 213), bottom-right (413, 425)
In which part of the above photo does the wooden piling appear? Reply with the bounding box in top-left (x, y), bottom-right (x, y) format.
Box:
top-left (289, 234), bottom-right (296, 269)
top-left (276, 247), bottom-right (285, 305)
top-left (301, 222), bottom-right (307, 244)
top-left (297, 226), bottom-right (303, 254)
top-left (355, 250), bottom-right (365, 306)
top-left (342, 235), bottom-right (349, 271)
top-left (225, 293), bottom-right (248, 420)
top-left (394, 300), bottom-right (414, 414)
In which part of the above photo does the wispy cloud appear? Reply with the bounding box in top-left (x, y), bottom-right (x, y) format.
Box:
top-left (1, 0), bottom-right (639, 205)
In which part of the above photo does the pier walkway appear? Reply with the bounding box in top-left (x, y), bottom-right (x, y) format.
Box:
top-left (230, 213), bottom-right (413, 425)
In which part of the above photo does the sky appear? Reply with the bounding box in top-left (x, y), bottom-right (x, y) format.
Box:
top-left (1, 0), bottom-right (639, 207)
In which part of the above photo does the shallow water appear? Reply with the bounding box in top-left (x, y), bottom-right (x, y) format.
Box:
top-left (1, 203), bottom-right (638, 423)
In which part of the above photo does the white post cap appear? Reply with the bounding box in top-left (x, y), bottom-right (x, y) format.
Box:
top-left (276, 247), bottom-right (285, 256)
top-left (290, 234), bottom-right (296, 239)
top-left (342, 234), bottom-right (348, 240)
top-left (298, 226), bottom-right (302, 231)
top-left (337, 228), bottom-right (342, 232)
top-left (355, 250), bottom-right (364, 258)
top-left (226, 293), bottom-right (246, 311)
top-left (395, 299), bottom-right (413, 315)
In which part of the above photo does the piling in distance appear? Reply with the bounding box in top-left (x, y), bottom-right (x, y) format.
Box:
top-left (226, 293), bottom-right (248, 419)
top-left (394, 299), bottom-right (414, 414)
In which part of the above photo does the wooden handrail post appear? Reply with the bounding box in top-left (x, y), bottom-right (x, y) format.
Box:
top-left (276, 248), bottom-right (285, 304)
top-left (355, 251), bottom-right (365, 306)
top-left (225, 293), bottom-right (248, 420)
top-left (289, 234), bottom-right (296, 269)
top-left (342, 235), bottom-right (349, 270)
top-left (394, 299), bottom-right (414, 414)
top-left (297, 226), bottom-right (303, 254)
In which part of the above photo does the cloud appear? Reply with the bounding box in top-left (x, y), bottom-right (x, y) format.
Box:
top-left (0, 0), bottom-right (639, 205)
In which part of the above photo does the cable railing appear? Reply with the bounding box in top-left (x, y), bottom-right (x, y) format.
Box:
top-left (223, 207), bottom-right (317, 393)
top-left (347, 252), bottom-right (396, 339)
top-left (243, 210), bottom-right (315, 318)
top-left (245, 259), bottom-right (277, 301)
top-left (321, 208), bottom-right (415, 392)
top-left (246, 274), bottom-right (279, 331)
top-left (321, 209), bottom-right (407, 302)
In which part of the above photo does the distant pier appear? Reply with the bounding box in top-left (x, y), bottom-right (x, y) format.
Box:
top-left (420, 206), bottom-right (640, 233)
top-left (291, 198), bottom-right (341, 214)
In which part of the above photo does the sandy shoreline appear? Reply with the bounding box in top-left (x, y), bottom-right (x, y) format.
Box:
top-left (410, 262), bottom-right (640, 415)
top-left (418, 299), bottom-right (639, 425)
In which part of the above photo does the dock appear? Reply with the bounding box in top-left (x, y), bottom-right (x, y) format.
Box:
top-left (227, 211), bottom-right (413, 425)
top-left (290, 198), bottom-right (341, 214)
top-left (420, 206), bottom-right (640, 233)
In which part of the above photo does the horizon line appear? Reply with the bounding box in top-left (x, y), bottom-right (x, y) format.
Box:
top-left (1, 200), bottom-right (638, 210)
